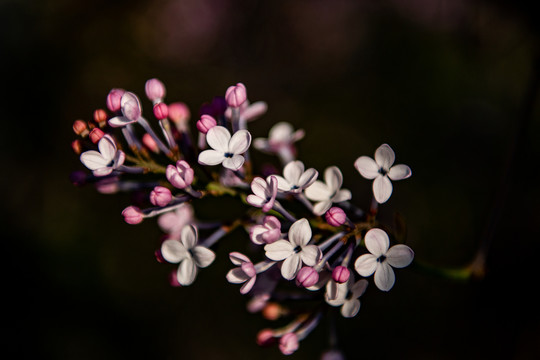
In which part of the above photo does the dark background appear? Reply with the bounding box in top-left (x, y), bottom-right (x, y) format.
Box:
top-left (2, 0), bottom-right (539, 359)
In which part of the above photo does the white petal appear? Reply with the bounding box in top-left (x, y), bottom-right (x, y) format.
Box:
top-left (246, 194), bottom-right (266, 207)
top-left (288, 218), bottom-right (311, 247)
top-left (300, 245), bottom-right (321, 266)
top-left (332, 189), bottom-right (352, 203)
top-left (312, 201), bottom-right (332, 216)
top-left (180, 225), bottom-right (198, 249)
top-left (324, 166), bottom-right (343, 191)
top-left (374, 263), bottom-right (395, 291)
top-left (161, 239), bottom-right (188, 263)
top-left (281, 254), bottom-right (302, 280)
top-left (388, 164), bottom-right (412, 181)
top-left (229, 252), bottom-right (251, 265)
top-left (120, 92), bottom-right (142, 121)
top-left (80, 151), bottom-right (107, 170)
top-left (341, 299), bottom-right (361, 318)
top-left (283, 161), bottom-right (304, 184)
top-left (206, 126), bottom-right (231, 152)
top-left (250, 177), bottom-right (269, 198)
top-left (273, 175), bottom-right (292, 192)
top-left (305, 181), bottom-right (331, 201)
top-left (354, 254), bottom-right (378, 276)
top-left (386, 244), bottom-right (414, 268)
top-left (354, 156), bottom-right (379, 179)
top-left (269, 122), bottom-right (293, 142)
top-left (114, 150), bottom-right (126, 167)
top-left (108, 116), bottom-right (135, 128)
top-left (229, 130), bottom-right (252, 154)
top-left (93, 167), bottom-right (113, 177)
top-left (242, 101), bottom-right (267, 121)
top-left (264, 240), bottom-right (294, 261)
top-left (198, 150), bottom-right (225, 166)
top-left (364, 228), bottom-right (389, 257)
top-left (226, 268), bottom-right (250, 284)
top-left (350, 279), bottom-right (369, 298)
top-left (222, 155), bottom-right (245, 170)
top-left (297, 168), bottom-right (318, 189)
top-left (98, 135), bottom-right (117, 162)
top-left (191, 246), bottom-right (216, 268)
top-left (177, 257), bottom-right (197, 286)
top-left (375, 144), bottom-right (395, 170)
top-left (373, 175), bottom-right (393, 204)
top-left (240, 276), bottom-right (257, 294)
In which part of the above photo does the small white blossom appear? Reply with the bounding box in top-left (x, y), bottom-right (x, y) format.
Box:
top-left (160, 225), bottom-right (216, 286)
top-left (325, 278), bottom-right (368, 318)
top-left (264, 218), bottom-right (321, 280)
top-left (272, 161), bottom-right (318, 194)
top-left (354, 143), bottom-right (411, 204)
top-left (254, 122), bottom-right (304, 152)
top-left (226, 252), bottom-right (257, 294)
top-left (80, 134), bottom-right (125, 176)
top-left (354, 228), bottom-right (414, 291)
top-left (198, 126), bottom-right (251, 170)
top-left (108, 92), bottom-right (142, 127)
top-left (157, 203), bottom-right (194, 238)
top-left (246, 176), bottom-right (278, 212)
top-left (304, 166), bottom-right (351, 216)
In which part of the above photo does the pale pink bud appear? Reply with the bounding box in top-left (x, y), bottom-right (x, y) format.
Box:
top-left (256, 329), bottom-right (276, 347)
top-left (332, 266), bottom-right (350, 284)
top-left (71, 139), bottom-right (82, 155)
top-left (145, 78), bottom-right (166, 103)
top-left (106, 88), bottom-right (125, 112)
top-left (93, 109), bottom-right (107, 124)
top-left (150, 186), bottom-right (172, 207)
top-left (122, 206), bottom-right (143, 224)
top-left (168, 102), bottom-right (190, 124)
top-left (196, 114), bottom-right (217, 134)
top-left (262, 302), bottom-right (282, 321)
top-left (142, 133), bottom-right (159, 153)
top-left (166, 160), bottom-right (194, 189)
top-left (89, 128), bottom-right (105, 144)
top-left (296, 267), bottom-right (319, 288)
top-left (279, 333), bottom-right (299, 355)
top-left (225, 83), bottom-right (247, 108)
top-left (72, 120), bottom-right (87, 136)
top-left (325, 207), bottom-right (346, 227)
top-left (153, 102), bottom-right (168, 120)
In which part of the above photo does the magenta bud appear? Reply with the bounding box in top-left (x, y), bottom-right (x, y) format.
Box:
top-left (142, 133), bottom-right (159, 153)
top-left (89, 128), bottom-right (105, 144)
top-left (296, 267), bottom-right (319, 288)
top-left (71, 139), bottom-right (82, 155)
top-left (153, 102), bottom-right (169, 120)
top-left (72, 120), bottom-right (87, 136)
top-left (325, 207), bottom-right (346, 227)
top-left (106, 88), bottom-right (125, 112)
top-left (332, 266), bottom-right (350, 284)
top-left (168, 270), bottom-right (182, 287)
top-left (196, 114), bottom-right (217, 134)
top-left (122, 206), bottom-right (143, 225)
top-left (279, 333), bottom-right (299, 355)
top-left (168, 102), bottom-right (190, 124)
top-left (256, 329), bottom-right (276, 347)
top-left (149, 186), bottom-right (172, 207)
top-left (166, 160), bottom-right (194, 189)
top-left (241, 262), bottom-right (256, 278)
top-left (93, 109), bottom-right (107, 124)
top-left (145, 78), bottom-right (166, 103)
top-left (225, 83), bottom-right (247, 108)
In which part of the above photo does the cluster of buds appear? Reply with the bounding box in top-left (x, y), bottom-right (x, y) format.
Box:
top-left (71, 80), bottom-right (414, 357)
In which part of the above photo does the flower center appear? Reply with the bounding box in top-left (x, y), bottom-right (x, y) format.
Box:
top-left (377, 255), bottom-right (387, 263)
top-left (378, 168), bottom-right (388, 176)
top-left (293, 245), bottom-right (301, 253)
top-left (224, 152), bottom-right (234, 158)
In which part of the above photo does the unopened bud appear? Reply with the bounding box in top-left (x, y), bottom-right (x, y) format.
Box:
top-left (225, 83), bottom-right (247, 108)
top-left (262, 302), bottom-right (282, 321)
top-left (325, 207), bottom-right (346, 227)
top-left (168, 270), bottom-right (182, 287)
top-left (296, 267), bottom-right (319, 288)
top-left (93, 109), bottom-right (107, 124)
top-left (106, 88), bottom-right (125, 112)
top-left (142, 133), bottom-right (159, 153)
top-left (256, 329), bottom-right (276, 347)
top-left (153, 102), bottom-right (169, 120)
top-left (168, 102), bottom-right (190, 124)
top-left (279, 333), bottom-right (299, 355)
top-left (89, 128), bottom-right (105, 144)
top-left (149, 186), bottom-right (172, 207)
top-left (145, 78), bottom-right (166, 103)
top-left (196, 114), bottom-right (217, 134)
top-left (122, 206), bottom-right (143, 224)
top-left (332, 266), bottom-right (350, 284)
top-left (71, 139), bottom-right (83, 155)
top-left (73, 120), bottom-right (88, 136)
top-left (166, 160), bottom-right (194, 189)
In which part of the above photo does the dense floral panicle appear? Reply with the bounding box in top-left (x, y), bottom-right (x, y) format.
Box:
top-left (354, 228), bottom-right (414, 291)
top-left (198, 126), bottom-right (251, 170)
top-left (225, 83), bottom-right (247, 108)
top-left (305, 166), bottom-right (351, 215)
top-left (80, 134), bottom-right (125, 176)
top-left (145, 78), bottom-right (166, 103)
top-left (354, 144), bottom-right (411, 204)
top-left (247, 176), bottom-right (278, 213)
top-left (272, 160), bottom-right (318, 193)
top-left (122, 206), bottom-right (143, 224)
top-left (196, 114), bottom-right (217, 134)
top-left (106, 88), bottom-right (125, 112)
top-left (150, 186), bottom-right (172, 207)
top-left (249, 216), bottom-right (281, 245)
top-left (166, 160), bottom-right (194, 189)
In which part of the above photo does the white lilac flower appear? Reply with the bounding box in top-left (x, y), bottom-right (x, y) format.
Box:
top-left (304, 166), bottom-right (352, 216)
top-left (253, 122), bottom-right (305, 163)
top-left (107, 92), bottom-right (142, 127)
top-left (354, 143), bottom-right (411, 204)
top-left (246, 176), bottom-right (278, 213)
top-left (249, 215), bottom-right (281, 245)
top-left (80, 134), bottom-right (125, 176)
top-left (272, 161), bottom-right (318, 194)
top-left (226, 252), bottom-right (257, 294)
top-left (160, 224), bottom-right (216, 286)
top-left (354, 228), bottom-right (414, 292)
top-left (198, 126), bottom-right (251, 170)
top-left (264, 218), bottom-right (322, 280)
top-left (325, 278), bottom-right (368, 318)
top-left (157, 203), bottom-right (194, 238)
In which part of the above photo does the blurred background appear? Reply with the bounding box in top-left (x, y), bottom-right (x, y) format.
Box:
top-left (2, 0), bottom-right (540, 359)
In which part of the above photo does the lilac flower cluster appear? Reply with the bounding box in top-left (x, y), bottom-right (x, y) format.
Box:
top-left (71, 80), bottom-right (413, 357)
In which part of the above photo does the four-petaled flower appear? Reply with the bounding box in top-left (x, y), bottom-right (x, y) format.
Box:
top-left (272, 160), bottom-right (318, 193)
top-left (249, 216), bottom-right (281, 245)
top-left (80, 134), bottom-right (125, 176)
top-left (304, 166), bottom-right (351, 216)
top-left (253, 122), bottom-right (304, 153)
top-left (226, 252), bottom-right (257, 294)
top-left (157, 203), bottom-right (194, 238)
top-left (198, 126), bottom-right (251, 170)
top-left (108, 92), bottom-right (142, 127)
top-left (264, 218), bottom-right (322, 280)
top-left (354, 143), bottom-right (411, 204)
top-left (325, 278), bottom-right (368, 318)
top-left (354, 228), bottom-right (414, 291)
top-left (246, 176), bottom-right (278, 213)
top-left (160, 224), bottom-right (216, 286)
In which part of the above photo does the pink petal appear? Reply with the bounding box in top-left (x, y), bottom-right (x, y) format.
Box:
top-left (283, 161), bottom-right (304, 185)
top-left (98, 135), bottom-right (117, 161)
top-left (180, 225), bottom-right (198, 249)
top-left (300, 245), bottom-right (321, 266)
top-left (297, 168), bottom-right (318, 189)
top-left (341, 299), bottom-right (361, 318)
top-left (161, 239), bottom-right (188, 263)
top-left (226, 268), bottom-right (250, 284)
top-left (80, 151), bottom-right (107, 170)
top-left (305, 181), bottom-right (331, 201)
top-left (312, 200), bottom-right (332, 216)
top-left (240, 276), bottom-right (257, 294)
top-left (192, 246), bottom-right (216, 268)
top-left (229, 252), bottom-right (251, 265)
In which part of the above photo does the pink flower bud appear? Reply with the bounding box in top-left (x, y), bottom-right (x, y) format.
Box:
top-left (93, 109), bottom-right (107, 124)
top-left (142, 133), bottom-right (159, 153)
top-left (168, 102), bottom-right (190, 124)
top-left (95, 177), bottom-right (119, 194)
top-left (150, 186), bottom-right (172, 207)
top-left (72, 120), bottom-right (87, 136)
top-left (106, 88), bottom-right (125, 112)
top-left (71, 139), bottom-right (82, 155)
top-left (262, 302), bottom-right (282, 321)
top-left (166, 160), bottom-right (194, 189)
top-left (325, 207), bottom-right (346, 227)
top-left (145, 78), bottom-right (166, 103)
top-left (196, 114), bottom-right (217, 134)
top-left (225, 83), bottom-right (247, 108)
top-left (89, 128), bottom-right (105, 144)
top-left (256, 329), bottom-right (276, 347)
top-left (296, 267), bottom-right (319, 288)
top-left (332, 266), bottom-right (350, 284)
top-left (279, 333), bottom-right (299, 355)
top-left (153, 102), bottom-right (169, 120)
top-left (122, 206), bottom-right (143, 224)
